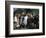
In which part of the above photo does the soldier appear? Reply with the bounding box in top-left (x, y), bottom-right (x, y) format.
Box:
top-left (26, 13), bottom-right (33, 29)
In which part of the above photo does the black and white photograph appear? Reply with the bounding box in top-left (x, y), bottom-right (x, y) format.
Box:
top-left (13, 8), bottom-right (39, 29)
top-left (5, 1), bottom-right (45, 37)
